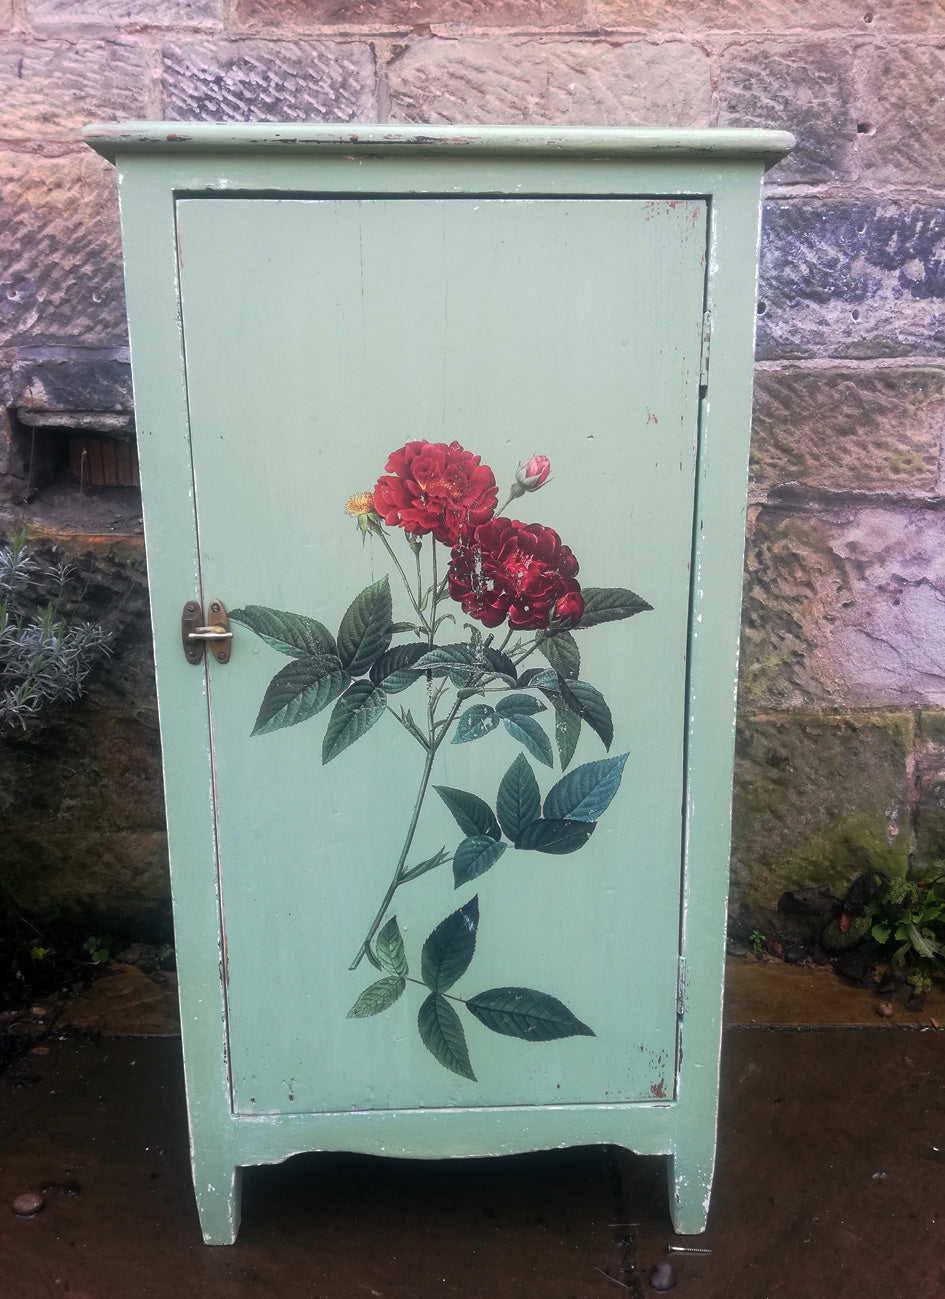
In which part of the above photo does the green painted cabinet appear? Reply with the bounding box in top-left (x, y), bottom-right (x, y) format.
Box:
top-left (84, 123), bottom-right (792, 1245)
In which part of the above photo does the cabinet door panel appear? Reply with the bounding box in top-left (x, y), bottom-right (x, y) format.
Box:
top-left (176, 196), bottom-right (706, 1114)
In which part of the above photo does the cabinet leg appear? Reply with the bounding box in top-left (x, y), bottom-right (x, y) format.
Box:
top-left (668, 1144), bottom-right (714, 1236)
top-left (192, 1159), bottom-right (243, 1245)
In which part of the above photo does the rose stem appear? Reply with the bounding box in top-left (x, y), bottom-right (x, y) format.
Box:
top-left (350, 540), bottom-right (459, 970)
top-left (376, 527), bottom-right (430, 631)
top-left (348, 740), bottom-right (438, 970)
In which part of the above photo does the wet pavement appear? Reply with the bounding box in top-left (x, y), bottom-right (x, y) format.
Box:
top-left (2, 961), bottom-right (944, 1298)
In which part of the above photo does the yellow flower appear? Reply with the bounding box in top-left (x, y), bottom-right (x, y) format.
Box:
top-left (345, 491), bottom-right (375, 516)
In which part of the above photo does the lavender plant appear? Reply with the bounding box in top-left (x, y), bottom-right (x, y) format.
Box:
top-left (0, 533), bottom-right (110, 733)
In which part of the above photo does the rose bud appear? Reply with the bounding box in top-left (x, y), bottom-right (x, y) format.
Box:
top-left (549, 588), bottom-right (585, 629)
top-left (514, 454), bottom-right (551, 493)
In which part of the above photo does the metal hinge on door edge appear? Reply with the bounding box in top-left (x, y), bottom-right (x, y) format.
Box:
top-left (676, 956), bottom-right (688, 1016)
top-left (181, 599), bottom-right (232, 665)
top-left (699, 310), bottom-right (712, 391)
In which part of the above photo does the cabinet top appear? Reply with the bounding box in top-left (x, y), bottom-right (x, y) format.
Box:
top-left (83, 121), bottom-right (794, 166)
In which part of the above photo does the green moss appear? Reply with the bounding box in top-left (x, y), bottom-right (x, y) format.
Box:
top-left (731, 711), bottom-right (913, 909)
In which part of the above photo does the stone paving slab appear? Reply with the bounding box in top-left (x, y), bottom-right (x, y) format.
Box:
top-left (3, 1023), bottom-right (945, 1296)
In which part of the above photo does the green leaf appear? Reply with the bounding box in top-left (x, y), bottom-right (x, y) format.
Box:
top-left (347, 975), bottom-right (406, 1018)
top-left (230, 605), bottom-right (338, 658)
top-left (578, 587), bottom-right (653, 627)
top-left (435, 786), bottom-right (502, 841)
top-left (453, 836), bottom-right (507, 888)
top-left (322, 681), bottom-right (387, 763)
top-left (871, 921), bottom-right (892, 944)
top-left (515, 819), bottom-right (596, 854)
top-left (538, 631), bottom-right (581, 680)
top-left (375, 916), bottom-right (408, 977)
top-left (420, 896), bottom-right (479, 992)
top-left (452, 704), bottom-right (500, 744)
top-left (551, 696), bottom-right (581, 771)
top-left (503, 715), bottom-right (554, 768)
top-left (495, 694), bottom-right (546, 719)
top-left (496, 754), bottom-right (541, 841)
top-left (907, 921), bottom-right (942, 960)
top-left (413, 644), bottom-right (475, 675)
top-left (523, 667), bottom-right (561, 691)
top-left (336, 577), bottom-right (393, 676)
top-left (369, 642), bottom-right (428, 693)
top-left (251, 658), bottom-right (347, 735)
top-left (543, 753), bottom-right (629, 822)
top-left (559, 679), bottom-right (614, 750)
top-left (481, 647), bottom-right (518, 682)
top-left (466, 987), bottom-right (595, 1041)
top-left (417, 993), bottom-right (476, 1080)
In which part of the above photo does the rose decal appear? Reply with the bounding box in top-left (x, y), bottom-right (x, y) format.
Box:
top-left (231, 442), bottom-right (652, 1082)
top-left (448, 517), bottom-right (584, 630)
top-left (373, 439), bottom-right (498, 545)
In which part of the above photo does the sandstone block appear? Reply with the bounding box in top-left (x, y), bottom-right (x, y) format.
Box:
top-left (161, 38), bottom-right (376, 121)
top-left (12, 356), bottom-right (133, 414)
top-left (0, 37), bottom-right (147, 139)
top-left (0, 152), bottom-right (126, 349)
top-left (915, 710), bottom-right (945, 868)
top-left (730, 711), bottom-right (913, 911)
top-left (0, 1), bottom-right (11, 27)
top-left (236, 0), bottom-right (581, 26)
top-left (0, 827), bottom-right (171, 938)
top-left (718, 41), bottom-right (855, 183)
top-left (757, 202), bottom-right (945, 360)
top-left (856, 46), bottom-right (945, 186)
top-left (387, 38), bottom-right (712, 126)
top-left (588, 0), bottom-right (945, 32)
top-left (750, 366), bottom-right (945, 492)
top-left (0, 530), bottom-right (166, 936)
top-left (741, 506), bottom-right (945, 709)
top-left (29, 0), bottom-right (222, 24)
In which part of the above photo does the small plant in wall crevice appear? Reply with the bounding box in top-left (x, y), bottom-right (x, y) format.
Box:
top-left (822, 869), bottom-right (945, 1010)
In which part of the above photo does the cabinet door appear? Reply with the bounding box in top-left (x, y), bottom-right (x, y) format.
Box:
top-left (176, 195), bottom-right (707, 1115)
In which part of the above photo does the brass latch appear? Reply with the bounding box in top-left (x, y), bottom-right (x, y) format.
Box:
top-left (181, 599), bottom-right (232, 665)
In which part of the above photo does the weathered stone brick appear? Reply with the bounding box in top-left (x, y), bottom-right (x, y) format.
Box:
top-left (236, 0), bottom-right (581, 25)
top-left (0, 38), bottom-right (148, 139)
top-left (757, 203), bottom-right (945, 360)
top-left (0, 825), bottom-right (170, 937)
top-left (750, 366), bottom-right (945, 492)
top-left (387, 38), bottom-right (712, 126)
top-left (587, 0), bottom-right (945, 34)
top-left (0, 152), bottom-right (126, 349)
top-left (730, 711), bottom-right (913, 911)
top-left (29, 0), bottom-right (222, 24)
top-left (0, 1), bottom-right (12, 29)
top-left (12, 356), bottom-right (133, 414)
top-left (740, 506), bottom-right (945, 710)
top-left (161, 38), bottom-right (376, 121)
top-left (856, 46), bottom-right (945, 186)
top-left (915, 710), bottom-right (945, 869)
top-left (0, 532), bottom-right (167, 937)
top-left (718, 41), bottom-right (855, 184)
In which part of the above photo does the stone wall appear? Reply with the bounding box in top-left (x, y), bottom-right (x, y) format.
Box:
top-left (1, 0), bottom-right (943, 937)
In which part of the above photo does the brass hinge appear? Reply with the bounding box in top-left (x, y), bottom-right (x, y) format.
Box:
top-left (699, 310), bottom-right (712, 390)
top-left (181, 599), bottom-right (232, 665)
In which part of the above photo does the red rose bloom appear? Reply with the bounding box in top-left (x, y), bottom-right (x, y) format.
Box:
top-left (448, 518), bottom-right (584, 630)
top-left (373, 441), bottom-right (498, 546)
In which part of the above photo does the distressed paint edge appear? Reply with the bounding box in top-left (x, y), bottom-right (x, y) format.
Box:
top-left (84, 121), bottom-right (795, 166)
